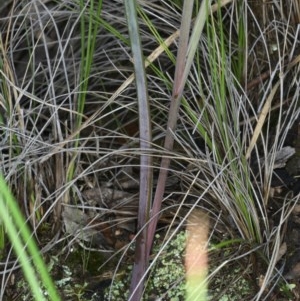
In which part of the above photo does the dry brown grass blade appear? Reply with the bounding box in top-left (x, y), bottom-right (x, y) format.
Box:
top-left (245, 80), bottom-right (280, 160)
top-left (287, 53), bottom-right (300, 69)
top-left (211, 0), bottom-right (233, 12)
top-left (53, 153), bottom-right (65, 232)
top-left (246, 52), bottom-right (300, 160)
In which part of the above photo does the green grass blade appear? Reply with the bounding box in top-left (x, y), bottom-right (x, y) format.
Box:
top-left (182, 0), bottom-right (212, 90)
top-left (0, 175), bottom-right (60, 301)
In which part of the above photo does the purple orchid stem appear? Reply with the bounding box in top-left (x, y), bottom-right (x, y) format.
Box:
top-left (146, 0), bottom-right (194, 256)
top-left (124, 0), bottom-right (152, 300)
top-left (126, 0), bottom-right (194, 300)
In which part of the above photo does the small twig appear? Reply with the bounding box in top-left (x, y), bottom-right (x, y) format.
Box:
top-left (246, 70), bottom-right (271, 91)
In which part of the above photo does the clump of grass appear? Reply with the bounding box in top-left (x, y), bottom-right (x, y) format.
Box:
top-left (1, 0), bottom-right (300, 300)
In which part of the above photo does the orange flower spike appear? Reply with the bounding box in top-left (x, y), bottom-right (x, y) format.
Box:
top-left (185, 210), bottom-right (209, 301)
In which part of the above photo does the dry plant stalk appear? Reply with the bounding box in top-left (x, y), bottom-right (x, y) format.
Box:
top-left (245, 80), bottom-right (280, 159)
top-left (185, 209), bottom-right (209, 301)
